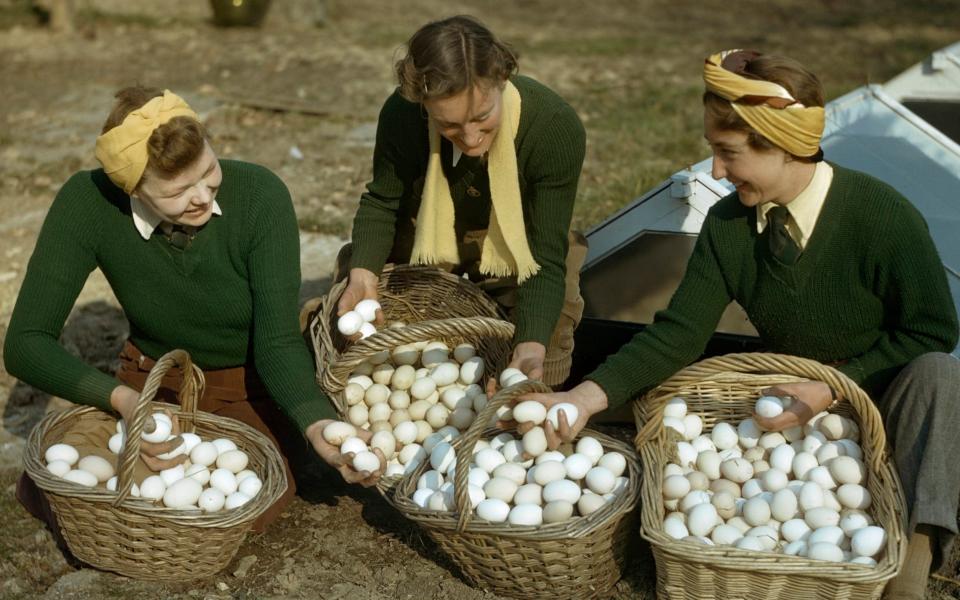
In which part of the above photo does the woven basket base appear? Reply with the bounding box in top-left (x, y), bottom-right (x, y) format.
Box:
top-left (48, 491), bottom-right (250, 581)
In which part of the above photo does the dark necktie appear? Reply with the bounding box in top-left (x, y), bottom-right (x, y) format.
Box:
top-left (166, 225), bottom-right (193, 250)
top-left (767, 206), bottom-right (801, 264)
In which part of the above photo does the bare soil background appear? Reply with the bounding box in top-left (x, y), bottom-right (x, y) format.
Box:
top-left (0, 0), bottom-right (958, 598)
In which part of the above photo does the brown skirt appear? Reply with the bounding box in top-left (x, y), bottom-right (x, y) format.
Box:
top-left (18, 340), bottom-right (302, 546)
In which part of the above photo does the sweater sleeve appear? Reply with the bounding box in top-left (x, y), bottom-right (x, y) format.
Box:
top-left (3, 173), bottom-right (119, 411)
top-left (512, 102), bottom-right (586, 346)
top-left (585, 213), bottom-right (735, 408)
top-left (838, 200), bottom-right (959, 393)
top-left (244, 168), bottom-right (337, 431)
top-left (348, 93), bottom-right (420, 276)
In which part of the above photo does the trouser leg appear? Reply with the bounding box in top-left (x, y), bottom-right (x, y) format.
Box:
top-left (878, 352), bottom-right (960, 569)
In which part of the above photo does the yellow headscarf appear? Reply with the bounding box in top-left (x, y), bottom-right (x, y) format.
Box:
top-left (703, 50), bottom-right (824, 157)
top-left (411, 80), bottom-right (540, 283)
top-left (94, 90), bottom-right (199, 194)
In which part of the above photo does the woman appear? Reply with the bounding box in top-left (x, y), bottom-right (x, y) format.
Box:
top-left (327, 15), bottom-right (588, 386)
top-left (522, 50), bottom-right (960, 599)
top-left (5, 87), bottom-right (383, 539)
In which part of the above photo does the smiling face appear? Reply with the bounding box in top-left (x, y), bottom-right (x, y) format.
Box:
top-left (135, 141), bottom-right (222, 227)
top-left (703, 115), bottom-right (799, 208)
top-left (422, 82), bottom-right (503, 157)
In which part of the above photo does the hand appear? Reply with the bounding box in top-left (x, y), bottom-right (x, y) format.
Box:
top-left (337, 268), bottom-right (382, 319)
top-left (508, 342), bottom-right (547, 382)
top-left (511, 380), bottom-right (608, 450)
top-left (109, 385), bottom-right (187, 471)
top-left (305, 419), bottom-right (386, 487)
top-left (752, 381), bottom-right (834, 432)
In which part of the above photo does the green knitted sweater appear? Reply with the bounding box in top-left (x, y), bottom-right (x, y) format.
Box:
top-left (4, 160), bottom-right (336, 431)
top-left (349, 75), bottom-right (586, 346)
top-left (588, 165), bottom-right (959, 407)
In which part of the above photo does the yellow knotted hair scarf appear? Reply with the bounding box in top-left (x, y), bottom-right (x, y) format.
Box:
top-left (94, 90), bottom-right (199, 194)
top-left (411, 80), bottom-right (540, 283)
top-left (703, 50), bottom-right (824, 157)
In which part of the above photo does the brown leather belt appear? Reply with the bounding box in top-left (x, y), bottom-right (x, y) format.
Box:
top-left (117, 341), bottom-right (265, 403)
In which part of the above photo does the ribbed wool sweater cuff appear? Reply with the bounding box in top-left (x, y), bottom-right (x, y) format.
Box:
top-left (285, 397), bottom-right (338, 434)
top-left (513, 312), bottom-right (557, 347)
top-left (585, 369), bottom-right (633, 411)
top-left (348, 238), bottom-right (390, 276)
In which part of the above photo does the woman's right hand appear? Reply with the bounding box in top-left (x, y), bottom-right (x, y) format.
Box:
top-left (337, 268), bottom-right (382, 321)
top-left (304, 419), bottom-right (386, 487)
top-left (514, 380), bottom-right (609, 450)
top-left (109, 384), bottom-right (187, 471)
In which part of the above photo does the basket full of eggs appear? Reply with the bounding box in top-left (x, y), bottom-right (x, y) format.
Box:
top-left (634, 352), bottom-right (906, 600)
top-left (308, 263), bottom-right (507, 388)
top-left (319, 316), bottom-right (515, 496)
top-left (23, 350), bottom-right (287, 581)
top-left (390, 380), bottom-right (641, 599)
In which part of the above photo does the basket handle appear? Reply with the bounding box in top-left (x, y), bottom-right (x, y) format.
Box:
top-left (112, 349), bottom-right (206, 506)
top-left (451, 379), bottom-right (552, 532)
top-left (636, 352), bottom-right (887, 474)
top-left (323, 316), bottom-right (515, 393)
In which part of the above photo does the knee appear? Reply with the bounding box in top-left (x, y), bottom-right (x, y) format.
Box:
top-left (904, 352), bottom-right (960, 380)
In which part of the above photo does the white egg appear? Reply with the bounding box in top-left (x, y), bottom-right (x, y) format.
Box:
top-left (343, 383), bottom-right (366, 407)
top-left (358, 322), bottom-right (378, 338)
top-left (695, 451), bottom-right (721, 481)
top-left (802, 431), bottom-right (828, 454)
top-left (453, 343), bottom-right (477, 363)
top-left (769, 445), bottom-right (796, 474)
top-left (850, 556), bottom-right (877, 566)
top-left (737, 419), bottom-right (762, 448)
top-left (687, 503), bottom-right (720, 537)
top-left (682, 414), bottom-right (703, 440)
top-left (440, 388), bottom-right (469, 411)
top-left (758, 432), bottom-right (786, 451)
top-left (483, 477), bottom-right (518, 503)
top-left (761, 468), bottom-right (788, 493)
top-left (663, 517), bottom-right (690, 539)
top-left (188, 441), bottom-right (217, 467)
top-left (662, 417), bottom-right (686, 437)
top-left (742, 497), bottom-right (771, 526)
top-left (543, 479), bottom-right (582, 504)
top-left (337, 311), bottom-right (364, 336)
top-left (543, 500), bottom-right (575, 524)
top-left (754, 396), bottom-right (784, 419)
top-left (711, 423), bottom-right (739, 450)
top-left (805, 507), bottom-right (840, 529)
top-left (44, 443), bottom-right (78, 466)
top-left (522, 427), bottom-right (549, 458)
top-left (782, 518), bottom-right (811, 543)
top-left (178, 432), bottom-right (202, 455)
top-left (370, 431), bottom-right (397, 460)
top-left (211, 438), bottom-right (237, 454)
top-left (840, 512), bottom-right (871, 536)
top-left (576, 437), bottom-right (605, 465)
top-left (691, 435), bottom-right (716, 454)
top-left (770, 488), bottom-right (799, 522)
top-left (425, 404), bottom-right (450, 429)
top-left (734, 536), bottom-right (765, 552)
top-left (717, 447), bottom-right (743, 461)
top-left (198, 488), bottom-right (226, 512)
top-left (393, 421), bottom-right (418, 445)
top-left (159, 464), bottom-right (185, 486)
top-left (354, 299), bottom-right (381, 322)
top-left (142, 414), bottom-right (172, 443)
top-left (46, 460), bottom-right (72, 477)
top-left (216, 450), bottom-right (249, 474)
top-left (816, 442), bottom-right (843, 465)
top-left (77, 455), bottom-right (114, 482)
top-left (745, 525), bottom-right (779, 550)
top-left (562, 453), bottom-right (592, 481)
top-left (741, 478), bottom-right (764, 499)
top-left (720, 458), bottom-right (754, 483)
top-left (829, 456), bottom-right (866, 485)
top-left (498, 368), bottom-right (525, 387)
top-left (807, 542), bottom-right (844, 562)
top-left (808, 525), bottom-right (845, 547)
top-left (411, 488), bottom-right (434, 508)
top-left (410, 377), bottom-right (437, 401)
top-left (467, 467), bottom-right (490, 488)
top-left (711, 524), bottom-right (744, 546)
top-left (476, 498), bottom-right (511, 522)
top-left (851, 525), bottom-right (886, 557)
top-left (467, 484), bottom-right (486, 508)
top-left (545, 403), bottom-right (579, 430)
top-left (818, 414), bottom-right (848, 441)
top-left (209, 468), bottom-right (238, 495)
top-left (578, 493), bottom-right (607, 516)
top-left (783, 540), bottom-right (807, 556)
top-left (430, 362), bottom-right (460, 387)
top-left (836, 484), bottom-right (872, 510)
top-left (512, 401), bottom-right (547, 425)
top-left (61, 469), bottom-right (98, 487)
top-left (459, 357), bottom-right (485, 385)
top-left (726, 516), bottom-right (751, 533)
top-left (711, 492), bottom-right (737, 520)
top-left (474, 448), bottom-right (507, 474)
top-left (493, 463), bottom-right (527, 486)
top-left (533, 460), bottom-right (567, 486)
top-left (799, 481), bottom-right (825, 511)
top-left (677, 442), bottom-right (699, 467)
top-left (806, 466), bottom-right (837, 491)
top-left (514, 483), bottom-right (543, 506)
top-left (339, 436), bottom-right (368, 456)
top-left (162, 477), bottom-right (203, 508)
top-left (792, 452), bottom-right (819, 481)
top-left (108, 433), bottom-right (124, 455)
top-left (663, 397), bottom-right (687, 419)
top-left (224, 492), bottom-right (252, 510)
top-left (598, 452), bottom-right (627, 477)
top-left (586, 466), bottom-right (616, 495)
top-left (184, 463), bottom-right (210, 486)
top-left (139, 475), bottom-right (166, 499)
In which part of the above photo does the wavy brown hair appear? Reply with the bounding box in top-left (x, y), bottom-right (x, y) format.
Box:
top-left (395, 15), bottom-right (518, 103)
top-left (101, 85), bottom-right (208, 182)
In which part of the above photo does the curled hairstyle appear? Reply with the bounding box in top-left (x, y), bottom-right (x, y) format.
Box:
top-left (101, 85), bottom-right (208, 181)
top-left (704, 53), bottom-right (825, 160)
top-left (395, 15), bottom-right (518, 103)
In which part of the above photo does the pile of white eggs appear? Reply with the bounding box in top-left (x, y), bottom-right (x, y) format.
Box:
top-left (44, 412), bottom-right (263, 513)
top-left (328, 340), bottom-right (518, 477)
top-left (337, 299), bottom-right (382, 339)
top-left (405, 410), bottom-right (630, 526)
top-left (659, 396), bottom-right (887, 566)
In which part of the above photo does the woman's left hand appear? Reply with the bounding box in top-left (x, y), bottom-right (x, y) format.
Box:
top-left (752, 381), bottom-right (834, 432)
top-left (508, 341), bottom-right (547, 381)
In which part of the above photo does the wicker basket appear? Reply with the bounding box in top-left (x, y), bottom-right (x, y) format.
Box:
top-left (323, 316), bottom-right (515, 495)
top-left (633, 353), bottom-right (907, 600)
top-left (391, 380), bottom-right (641, 599)
top-left (23, 350), bottom-right (288, 581)
top-left (308, 264), bottom-right (506, 391)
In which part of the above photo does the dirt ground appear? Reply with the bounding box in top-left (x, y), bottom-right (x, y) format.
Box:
top-left (1, 0), bottom-right (959, 598)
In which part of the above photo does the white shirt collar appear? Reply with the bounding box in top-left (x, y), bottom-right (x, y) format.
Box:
top-left (130, 196), bottom-right (222, 240)
top-left (452, 145), bottom-right (463, 167)
top-left (756, 161), bottom-right (834, 248)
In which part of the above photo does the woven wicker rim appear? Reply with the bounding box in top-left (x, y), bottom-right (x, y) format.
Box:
top-left (309, 264), bottom-right (507, 391)
top-left (634, 352), bottom-right (907, 585)
top-left (24, 349), bottom-right (288, 526)
top-left (391, 379), bottom-right (642, 538)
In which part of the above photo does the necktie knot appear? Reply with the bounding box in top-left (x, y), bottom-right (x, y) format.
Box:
top-left (767, 205), bottom-right (801, 264)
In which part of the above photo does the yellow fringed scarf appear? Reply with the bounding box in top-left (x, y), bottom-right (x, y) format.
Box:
top-left (411, 80), bottom-right (540, 283)
top-left (703, 50), bottom-right (824, 157)
top-left (94, 90), bottom-right (199, 194)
